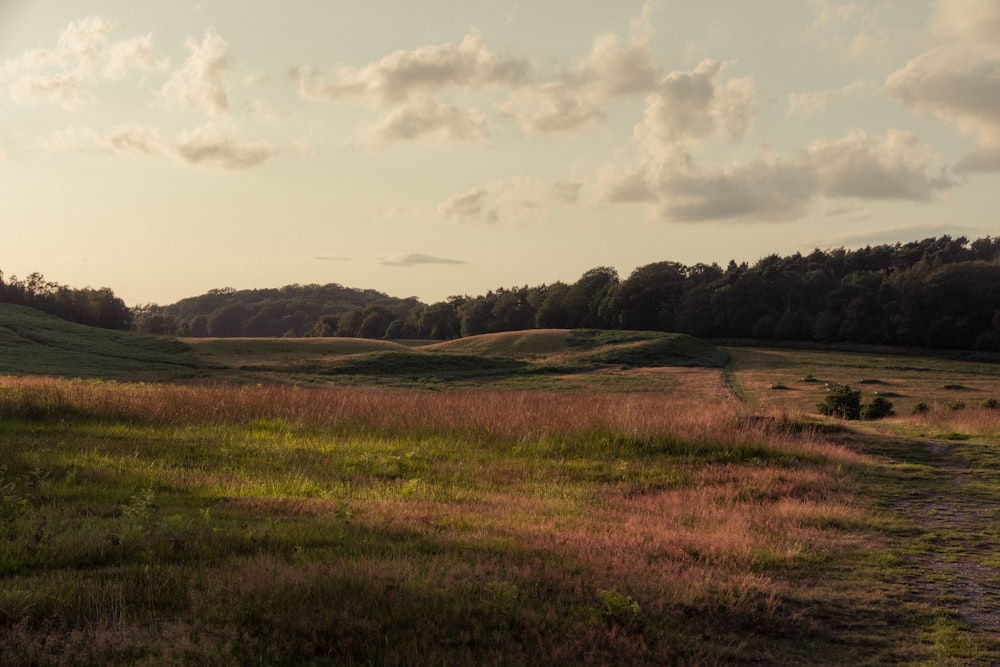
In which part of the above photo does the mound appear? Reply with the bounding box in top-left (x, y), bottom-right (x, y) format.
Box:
top-left (0, 304), bottom-right (200, 380)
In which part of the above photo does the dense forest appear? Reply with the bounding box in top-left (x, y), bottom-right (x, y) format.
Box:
top-left (6, 235), bottom-right (1000, 352)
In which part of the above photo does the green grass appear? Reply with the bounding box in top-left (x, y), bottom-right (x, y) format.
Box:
top-left (0, 304), bottom-right (200, 381)
top-left (0, 377), bottom-right (939, 666)
top-left (187, 329), bottom-right (730, 388)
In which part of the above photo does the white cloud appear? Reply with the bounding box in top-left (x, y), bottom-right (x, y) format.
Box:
top-left (561, 1), bottom-right (658, 101)
top-left (361, 97), bottom-right (490, 145)
top-left (501, 83), bottom-right (605, 135)
top-left (1, 16), bottom-right (165, 109)
top-left (293, 30), bottom-right (527, 105)
top-left (887, 0), bottom-right (1000, 172)
top-left (804, 129), bottom-right (954, 200)
top-left (634, 60), bottom-right (755, 151)
top-left (503, 2), bottom-right (658, 136)
top-left (159, 29), bottom-right (232, 115)
top-left (594, 129), bottom-right (953, 222)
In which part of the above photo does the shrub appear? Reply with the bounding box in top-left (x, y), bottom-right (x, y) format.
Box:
top-left (947, 400), bottom-right (967, 411)
top-left (861, 396), bottom-right (895, 420)
top-left (817, 384), bottom-right (862, 420)
top-left (982, 398), bottom-right (1000, 410)
top-left (913, 402), bottom-right (930, 415)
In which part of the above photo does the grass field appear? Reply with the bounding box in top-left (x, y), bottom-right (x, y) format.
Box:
top-left (2, 312), bottom-right (1000, 664)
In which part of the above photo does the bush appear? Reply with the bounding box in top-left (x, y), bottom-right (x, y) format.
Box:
top-left (913, 402), bottom-right (930, 415)
top-left (982, 398), bottom-right (1000, 410)
top-left (861, 396), bottom-right (895, 420)
top-left (817, 384), bottom-right (862, 420)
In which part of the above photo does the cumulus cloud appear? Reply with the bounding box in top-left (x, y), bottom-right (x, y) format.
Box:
top-left (595, 129), bottom-right (953, 222)
top-left (805, 129), bottom-right (954, 200)
top-left (361, 97), bottom-right (490, 145)
top-left (159, 29), bottom-right (232, 115)
top-left (1, 16), bottom-right (165, 109)
top-left (635, 60), bottom-right (755, 149)
top-left (561, 1), bottom-right (659, 101)
top-left (887, 0), bottom-right (1000, 172)
top-left (293, 30), bottom-right (527, 105)
top-left (379, 253), bottom-right (466, 267)
top-left (504, 1), bottom-right (659, 136)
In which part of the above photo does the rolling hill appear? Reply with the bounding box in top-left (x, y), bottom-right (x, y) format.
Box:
top-left (0, 304), bottom-right (202, 380)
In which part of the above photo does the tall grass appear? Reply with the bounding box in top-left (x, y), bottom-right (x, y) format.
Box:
top-left (0, 376), bottom-right (914, 665)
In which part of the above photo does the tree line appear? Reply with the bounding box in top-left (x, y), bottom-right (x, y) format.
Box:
top-left (9, 235), bottom-right (1000, 352)
top-left (392, 235), bottom-right (1000, 351)
top-left (0, 271), bottom-right (132, 330)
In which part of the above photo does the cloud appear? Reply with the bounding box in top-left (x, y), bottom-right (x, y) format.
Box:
top-left (1, 16), bottom-right (165, 109)
top-left (361, 97), bottom-right (490, 145)
top-left (293, 30), bottom-right (528, 105)
top-left (501, 84), bottom-right (605, 135)
top-left (313, 255), bottom-right (351, 262)
top-left (634, 60), bottom-right (755, 151)
top-left (437, 188), bottom-right (495, 224)
top-left (560, 1), bottom-right (659, 101)
top-left (887, 0), bottom-right (1000, 171)
top-left (804, 0), bottom-right (889, 61)
top-left (379, 253), bottom-right (466, 267)
top-left (787, 79), bottom-right (879, 116)
top-left (159, 29), bottom-right (232, 115)
top-left (804, 129), bottom-right (954, 200)
top-left (38, 121), bottom-right (275, 170)
top-left (504, 2), bottom-right (658, 136)
top-left (174, 122), bottom-right (274, 169)
top-left (437, 176), bottom-right (581, 224)
top-left (594, 129), bottom-right (953, 222)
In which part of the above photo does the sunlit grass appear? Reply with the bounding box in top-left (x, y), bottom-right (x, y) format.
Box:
top-left (0, 375), bottom-right (940, 665)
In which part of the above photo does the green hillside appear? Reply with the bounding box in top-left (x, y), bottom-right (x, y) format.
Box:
top-left (0, 304), bottom-right (201, 380)
top-left (200, 329), bottom-right (728, 386)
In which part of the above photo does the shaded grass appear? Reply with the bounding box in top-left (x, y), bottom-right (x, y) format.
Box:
top-left (0, 304), bottom-right (200, 381)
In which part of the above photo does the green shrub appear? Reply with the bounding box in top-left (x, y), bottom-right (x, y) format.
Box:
top-left (981, 398), bottom-right (1000, 410)
top-left (861, 396), bottom-right (895, 420)
top-left (913, 402), bottom-right (930, 415)
top-left (817, 384), bottom-right (862, 420)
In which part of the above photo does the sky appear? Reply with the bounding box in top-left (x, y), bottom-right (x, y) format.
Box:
top-left (1, 0), bottom-right (999, 307)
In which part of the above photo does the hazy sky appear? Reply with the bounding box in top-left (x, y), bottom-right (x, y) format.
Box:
top-left (2, 0), bottom-right (998, 306)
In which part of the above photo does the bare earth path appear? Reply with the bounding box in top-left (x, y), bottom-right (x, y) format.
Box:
top-left (848, 430), bottom-right (1000, 662)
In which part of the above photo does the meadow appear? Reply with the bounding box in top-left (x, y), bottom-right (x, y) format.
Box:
top-left (1, 312), bottom-right (999, 664)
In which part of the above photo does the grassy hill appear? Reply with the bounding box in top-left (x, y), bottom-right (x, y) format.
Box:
top-left (0, 304), bottom-right (201, 380)
top-left (0, 311), bottom-right (729, 387)
top-left (185, 329), bottom-right (729, 387)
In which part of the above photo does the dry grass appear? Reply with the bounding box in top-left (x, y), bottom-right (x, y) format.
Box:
top-left (0, 375), bottom-right (914, 665)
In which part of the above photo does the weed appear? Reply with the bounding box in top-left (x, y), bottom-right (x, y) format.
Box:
top-left (598, 588), bottom-right (642, 629)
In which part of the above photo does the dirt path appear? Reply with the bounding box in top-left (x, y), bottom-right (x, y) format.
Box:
top-left (888, 437), bottom-right (1000, 634)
